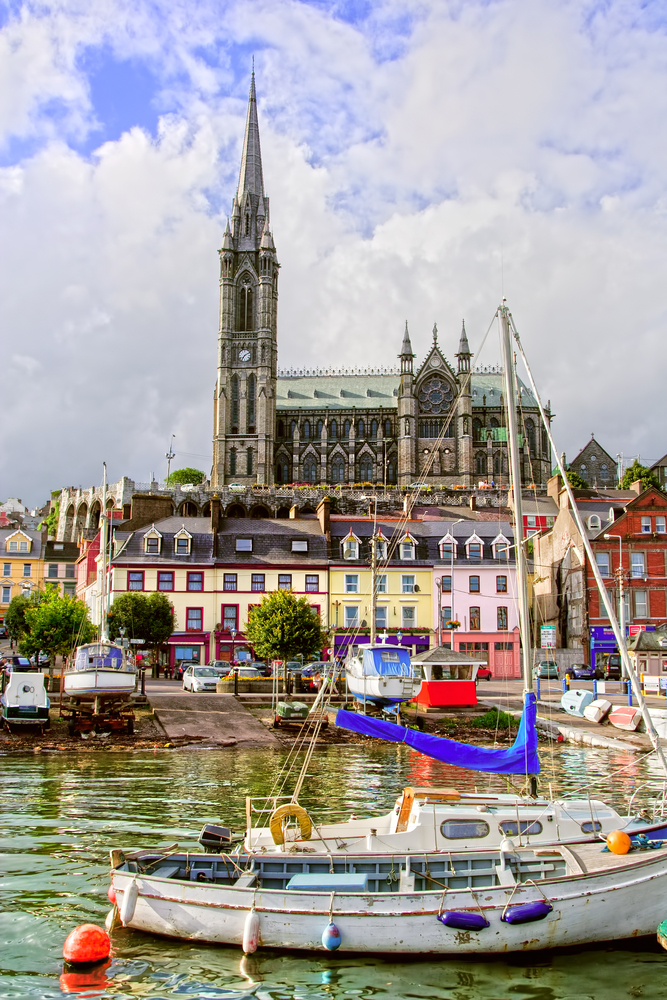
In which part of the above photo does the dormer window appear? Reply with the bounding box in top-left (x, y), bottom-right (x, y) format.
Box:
top-left (465, 533), bottom-right (484, 561)
top-left (174, 527), bottom-right (192, 555)
top-left (342, 533), bottom-right (360, 560)
top-left (143, 527), bottom-right (162, 555)
top-left (292, 540), bottom-right (308, 552)
top-left (438, 533), bottom-right (457, 560)
top-left (375, 535), bottom-right (388, 561)
top-left (492, 533), bottom-right (511, 560)
top-left (6, 532), bottom-right (31, 553)
top-left (399, 534), bottom-right (416, 560)
top-left (236, 538), bottom-right (252, 552)
top-left (588, 515), bottom-right (601, 531)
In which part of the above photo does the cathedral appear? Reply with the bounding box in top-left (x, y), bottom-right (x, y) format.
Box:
top-left (211, 76), bottom-right (551, 490)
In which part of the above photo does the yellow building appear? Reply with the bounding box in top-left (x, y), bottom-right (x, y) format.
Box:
top-left (0, 527), bottom-right (47, 621)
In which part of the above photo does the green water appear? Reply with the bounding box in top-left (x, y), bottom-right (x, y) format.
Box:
top-left (2, 742), bottom-right (667, 999)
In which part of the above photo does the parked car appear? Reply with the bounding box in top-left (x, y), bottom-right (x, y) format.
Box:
top-left (221, 666), bottom-right (263, 680)
top-left (182, 665), bottom-right (220, 692)
top-left (475, 666), bottom-right (492, 682)
top-left (600, 655), bottom-right (622, 681)
top-left (533, 661), bottom-right (558, 679)
top-left (176, 660), bottom-right (200, 681)
top-left (0, 625), bottom-right (8, 638)
top-left (247, 660), bottom-right (271, 676)
top-left (570, 663), bottom-right (597, 680)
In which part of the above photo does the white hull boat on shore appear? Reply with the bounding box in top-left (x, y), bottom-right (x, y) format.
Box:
top-left (345, 644), bottom-right (422, 712)
top-left (63, 642), bottom-right (137, 698)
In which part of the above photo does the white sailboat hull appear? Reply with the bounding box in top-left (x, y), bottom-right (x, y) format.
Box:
top-left (346, 672), bottom-right (422, 707)
top-left (63, 669), bottom-right (136, 697)
top-left (112, 846), bottom-right (667, 954)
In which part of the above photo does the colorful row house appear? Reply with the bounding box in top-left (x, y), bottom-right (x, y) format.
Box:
top-left (0, 527), bottom-right (46, 620)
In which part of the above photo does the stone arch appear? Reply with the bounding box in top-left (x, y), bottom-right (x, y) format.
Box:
top-left (300, 504), bottom-right (316, 514)
top-left (250, 505), bottom-right (270, 519)
top-left (202, 501), bottom-right (211, 517)
top-left (275, 454), bottom-right (291, 484)
top-left (64, 504), bottom-right (75, 541)
top-left (74, 503), bottom-right (87, 539)
top-left (89, 500), bottom-right (101, 532)
top-left (178, 501), bottom-right (199, 517)
top-left (226, 503), bottom-right (246, 518)
top-left (277, 506), bottom-right (291, 518)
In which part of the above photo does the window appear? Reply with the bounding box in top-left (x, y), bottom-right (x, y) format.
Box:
top-left (370, 419), bottom-right (378, 439)
top-left (305, 574), bottom-right (319, 592)
top-left (187, 572), bottom-right (204, 591)
top-left (303, 420), bottom-right (310, 439)
top-left (588, 515), bottom-right (601, 531)
top-left (342, 537), bottom-right (359, 560)
top-left (440, 542), bottom-right (454, 560)
top-left (145, 536), bottom-right (159, 554)
top-left (345, 574), bottom-right (359, 593)
top-left (2, 564), bottom-right (10, 576)
top-left (496, 575), bottom-right (507, 593)
top-left (239, 283), bottom-right (253, 331)
top-left (65, 564), bottom-right (75, 578)
top-left (384, 418), bottom-right (392, 437)
top-left (376, 539), bottom-right (387, 560)
top-left (7, 541), bottom-right (17, 552)
top-left (231, 375), bottom-right (239, 431)
top-left (442, 575), bottom-right (452, 593)
top-left (176, 536), bottom-right (190, 554)
top-left (441, 606), bottom-right (452, 627)
top-left (292, 540), bottom-right (308, 552)
top-left (402, 574), bottom-right (415, 593)
top-left (375, 606), bottom-right (387, 629)
top-left (20, 541), bottom-right (28, 552)
top-left (631, 553), bottom-right (645, 578)
top-left (330, 419), bottom-right (337, 440)
top-left (158, 572), bottom-right (174, 591)
top-left (595, 552), bottom-right (610, 577)
top-left (499, 820), bottom-right (543, 837)
top-left (376, 574), bottom-right (387, 594)
top-left (344, 606), bottom-right (359, 627)
top-left (497, 606), bottom-right (508, 630)
top-left (343, 419), bottom-right (350, 439)
top-left (303, 456), bottom-right (318, 483)
top-left (440, 819), bottom-right (490, 840)
top-left (128, 571), bottom-right (144, 591)
top-left (48, 564), bottom-right (58, 578)
top-left (278, 574), bottom-right (292, 591)
top-left (400, 541), bottom-right (415, 560)
top-left (316, 419), bottom-right (324, 440)
top-left (656, 516), bottom-right (666, 533)
top-left (357, 419), bottom-right (365, 438)
top-left (469, 575), bottom-right (480, 593)
top-left (468, 542), bottom-right (482, 561)
top-left (469, 607), bottom-right (481, 630)
top-left (331, 456), bottom-right (346, 482)
top-left (23, 564), bottom-right (31, 578)
top-left (359, 456), bottom-right (373, 481)
top-left (224, 573), bottom-right (238, 592)
top-left (186, 608), bottom-right (203, 631)
top-left (246, 447), bottom-right (253, 475)
top-left (64, 582), bottom-right (75, 597)
top-left (230, 447), bottom-right (237, 475)
top-left (401, 606), bottom-right (415, 627)
top-left (222, 605), bottom-right (238, 631)
top-left (247, 374), bottom-right (256, 432)
top-left (251, 574), bottom-right (265, 592)
top-left (2, 586), bottom-right (10, 603)
top-left (641, 516), bottom-right (652, 534)
top-left (635, 590), bottom-right (648, 618)
top-left (495, 642), bottom-right (513, 650)
top-left (495, 542), bottom-right (509, 560)
top-left (236, 539), bottom-right (252, 552)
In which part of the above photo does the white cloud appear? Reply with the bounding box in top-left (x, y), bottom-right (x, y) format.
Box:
top-left (1, 0), bottom-right (667, 505)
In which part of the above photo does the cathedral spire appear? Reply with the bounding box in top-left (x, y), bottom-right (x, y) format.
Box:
top-left (456, 319), bottom-right (472, 374)
top-left (237, 71), bottom-right (265, 204)
top-left (400, 321), bottom-right (414, 359)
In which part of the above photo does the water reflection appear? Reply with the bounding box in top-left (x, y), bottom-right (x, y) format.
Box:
top-left (1, 744), bottom-right (667, 999)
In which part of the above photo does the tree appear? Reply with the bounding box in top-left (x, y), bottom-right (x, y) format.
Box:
top-left (167, 467), bottom-right (205, 486)
top-left (39, 500), bottom-right (59, 536)
top-left (565, 469), bottom-right (588, 489)
top-left (19, 590), bottom-right (95, 661)
top-left (245, 590), bottom-right (328, 662)
top-left (619, 460), bottom-right (662, 492)
top-left (107, 592), bottom-right (175, 660)
top-left (5, 594), bottom-right (32, 643)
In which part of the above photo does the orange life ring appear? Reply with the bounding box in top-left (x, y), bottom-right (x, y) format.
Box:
top-left (269, 803), bottom-right (312, 845)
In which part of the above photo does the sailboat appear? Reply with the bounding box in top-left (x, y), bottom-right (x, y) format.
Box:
top-left (63, 464), bottom-right (137, 700)
top-left (109, 304), bottom-right (667, 954)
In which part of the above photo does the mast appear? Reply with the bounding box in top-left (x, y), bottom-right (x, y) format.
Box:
top-left (370, 500), bottom-right (378, 645)
top-left (499, 302), bottom-right (533, 692)
top-left (100, 463), bottom-right (109, 642)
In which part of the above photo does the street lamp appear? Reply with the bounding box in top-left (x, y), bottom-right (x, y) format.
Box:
top-left (603, 533), bottom-right (625, 641)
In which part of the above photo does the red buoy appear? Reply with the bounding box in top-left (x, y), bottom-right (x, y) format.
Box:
top-left (107, 884), bottom-right (116, 904)
top-left (62, 924), bottom-right (111, 965)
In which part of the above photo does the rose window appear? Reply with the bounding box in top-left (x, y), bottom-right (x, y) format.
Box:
top-left (418, 376), bottom-right (454, 414)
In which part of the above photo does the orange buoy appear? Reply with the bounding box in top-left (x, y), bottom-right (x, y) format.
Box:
top-left (606, 830), bottom-right (632, 855)
top-left (107, 884), bottom-right (116, 904)
top-left (60, 960), bottom-right (110, 993)
top-left (62, 924), bottom-right (111, 966)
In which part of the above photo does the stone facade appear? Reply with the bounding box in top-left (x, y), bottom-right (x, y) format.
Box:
top-left (567, 436), bottom-right (617, 488)
top-left (210, 75), bottom-right (552, 491)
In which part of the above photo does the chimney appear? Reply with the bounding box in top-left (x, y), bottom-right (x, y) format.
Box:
top-left (210, 495), bottom-right (221, 557)
top-left (547, 474), bottom-right (563, 502)
top-left (630, 479), bottom-right (643, 495)
top-left (317, 497), bottom-right (331, 537)
top-left (289, 504), bottom-right (299, 519)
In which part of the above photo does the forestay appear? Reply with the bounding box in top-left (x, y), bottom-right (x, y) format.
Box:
top-left (335, 691), bottom-right (539, 775)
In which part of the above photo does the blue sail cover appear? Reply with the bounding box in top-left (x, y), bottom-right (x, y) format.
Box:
top-left (335, 692), bottom-right (540, 775)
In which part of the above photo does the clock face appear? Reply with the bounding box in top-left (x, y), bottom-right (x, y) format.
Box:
top-left (239, 349), bottom-right (251, 363)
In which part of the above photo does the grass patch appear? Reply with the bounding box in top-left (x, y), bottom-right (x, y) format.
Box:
top-left (469, 708), bottom-right (515, 730)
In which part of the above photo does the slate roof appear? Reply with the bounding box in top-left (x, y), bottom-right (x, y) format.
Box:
top-left (329, 517), bottom-right (514, 565)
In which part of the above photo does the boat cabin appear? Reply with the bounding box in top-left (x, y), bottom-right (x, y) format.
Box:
top-left (360, 646), bottom-right (413, 677)
top-left (412, 646), bottom-right (485, 706)
top-left (73, 642), bottom-right (125, 671)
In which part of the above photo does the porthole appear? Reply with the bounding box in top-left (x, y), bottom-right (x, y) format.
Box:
top-left (499, 820), bottom-right (543, 837)
top-left (580, 821), bottom-right (602, 834)
top-left (440, 819), bottom-right (490, 840)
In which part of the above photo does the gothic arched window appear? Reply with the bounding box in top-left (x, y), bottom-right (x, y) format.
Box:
top-left (344, 419), bottom-right (351, 439)
top-left (230, 447), bottom-right (237, 475)
top-left (525, 417), bottom-right (536, 457)
top-left (370, 419), bottom-right (378, 439)
top-left (384, 418), bottom-right (392, 438)
top-left (231, 375), bottom-right (239, 432)
top-left (475, 451), bottom-right (487, 475)
top-left (418, 376), bottom-right (454, 415)
top-left (276, 459), bottom-right (290, 484)
top-left (542, 427), bottom-right (548, 453)
top-left (303, 420), bottom-right (310, 439)
top-left (303, 456), bottom-right (317, 483)
top-left (277, 420), bottom-right (284, 438)
top-left (238, 282), bottom-right (253, 331)
top-left (330, 419), bottom-right (337, 440)
top-left (493, 452), bottom-right (500, 475)
top-left (386, 458), bottom-right (396, 484)
top-left (473, 418), bottom-right (483, 442)
top-left (357, 419), bottom-right (365, 438)
top-left (490, 417), bottom-right (500, 429)
top-left (331, 456), bottom-right (346, 482)
top-left (246, 447), bottom-right (253, 475)
top-left (247, 374), bottom-right (256, 432)
top-left (316, 419), bottom-right (324, 440)
top-left (359, 455), bottom-right (373, 481)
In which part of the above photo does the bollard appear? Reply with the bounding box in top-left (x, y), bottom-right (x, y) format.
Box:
top-left (562, 678), bottom-right (568, 694)
top-left (593, 680), bottom-right (597, 700)
top-left (234, 668), bottom-right (238, 696)
top-left (627, 680), bottom-right (633, 707)
top-left (535, 678), bottom-right (541, 701)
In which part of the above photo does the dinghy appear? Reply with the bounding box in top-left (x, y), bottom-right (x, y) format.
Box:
top-left (609, 706), bottom-right (642, 731)
top-left (561, 688), bottom-right (595, 717)
top-left (583, 698), bottom-right (612, 724)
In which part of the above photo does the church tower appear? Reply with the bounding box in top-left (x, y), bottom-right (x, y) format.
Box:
top-left (397, 322), bottom-right (417, 486)
top-left (211, 73), bottom-right (278, 487)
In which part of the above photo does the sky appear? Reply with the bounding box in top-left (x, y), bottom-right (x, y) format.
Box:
top-left (1, 0), bottom-right (666, 508)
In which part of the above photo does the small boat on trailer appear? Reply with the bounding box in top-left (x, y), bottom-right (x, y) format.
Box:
top-left (344, 644), bottom-right (422, 715)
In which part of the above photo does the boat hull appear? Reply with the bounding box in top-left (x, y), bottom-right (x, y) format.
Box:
top-left (63, 669), bottom-right (136, 697)
top-left (112, 847), bottom-right (667, 954)
top-left (346, 674), bottom-right (422, 708)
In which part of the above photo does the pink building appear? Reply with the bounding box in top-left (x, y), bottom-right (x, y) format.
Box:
top-left (427, 521), bottom-right (522, 679)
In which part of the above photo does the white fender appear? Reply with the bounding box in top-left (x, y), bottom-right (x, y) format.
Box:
top-left (242, 907), bottom-right (260, 954)
top-left (120, 878), bottom-right (139, 926)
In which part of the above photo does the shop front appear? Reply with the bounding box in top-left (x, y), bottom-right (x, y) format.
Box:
top-left (215, 630), bottom-right (253, 664)
top-left (450, 628), bottom-right (521, 679)
top-left (168, 632), bottom-right (210, 672)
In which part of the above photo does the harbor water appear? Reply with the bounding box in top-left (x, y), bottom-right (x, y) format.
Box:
top-left (2, 740), bottom-right (667, 999)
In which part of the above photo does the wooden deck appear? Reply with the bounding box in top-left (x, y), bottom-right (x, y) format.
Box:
top-left (535, 841), bottom-right (667, 875)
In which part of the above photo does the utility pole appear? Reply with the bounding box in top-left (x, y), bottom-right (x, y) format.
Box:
top-left (166, 434), bottom-right (176, 483)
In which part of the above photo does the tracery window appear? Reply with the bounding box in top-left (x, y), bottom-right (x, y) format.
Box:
top-left (247, 374), bottom-right (256, 432)
top-left (418, 376), bottom-right (454, 415)
top-left (370, 419), bottom-right (378, 439)
top-left (384, 419), bottom-right (392, 437)
top-left (316, 419), bottom-right (324, 440)
top-left (331, 456), bottom-right (346, 482)
top-left (231, 375), bottom-right (239, 431)
top-left (473, 418), bottom-right (483, 442)
top-left (359, 456), bottom-right (373, 481)
top-left (230, 447), bottom-right (237, 475)
top-left (330, 419), bottom-right (337, 440)
top-left (246, 448), bottom-right (253, 475)
top-left (303, 420), bottom-right (310, 439)
top-left (525, 418), bottom-right (536, 457)
top-left (238, 280), bottom-right (253, 331)
top-left (357, 419), bottom-right (365, 438)
top-left (344, 419), bottom-right (351, 439)
top-left (419, 419), bottom-right (443, 438)
top-left (303, 456), bottom-right (318, 483)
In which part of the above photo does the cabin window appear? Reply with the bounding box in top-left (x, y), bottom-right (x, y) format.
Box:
top-left (580, 821), bottom-right (602, 834)
top-left (499, 820), bottom-right (543, 837)
top-left (440, 820), bottom-right (490, 840)
top-left (380, 651), bottom-right (399, 662)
